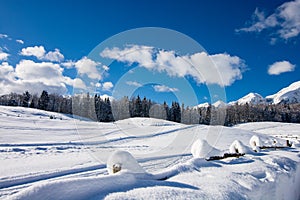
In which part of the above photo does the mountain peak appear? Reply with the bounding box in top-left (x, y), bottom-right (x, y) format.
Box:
top-left (235, 92), bottom-right (265, 105)
top-left (213, 100), bottom-right (227, 108)
top-left (266, 81), bottom-right (300, 104)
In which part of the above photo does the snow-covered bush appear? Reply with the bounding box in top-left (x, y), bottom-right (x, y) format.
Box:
top-left (107, 150), bottom-right (145, 175)
top-left (249, 135), bottom-right (262, 152)
top-left (191, 139), bottom-right (222, 159)
top-left (229, 140), bottom-right (252, 154)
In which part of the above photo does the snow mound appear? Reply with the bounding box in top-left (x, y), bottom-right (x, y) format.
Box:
top-left (107, 150), bottom-right (145, 175)
top-left (249, 135), bottom-right (262, 152)
top-left (191, 139), bottom-right (222, 158)
top-left (229, 140), bottom-right (252, 154)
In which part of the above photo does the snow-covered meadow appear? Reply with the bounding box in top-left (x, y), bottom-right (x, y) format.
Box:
top-left (0, 105), bottom-right (299, 199)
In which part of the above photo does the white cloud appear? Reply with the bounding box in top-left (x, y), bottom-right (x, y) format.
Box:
top-left (0, 51), bottom-right (9, 60)
top-left (75, 56), bottom-right (102, 79)
top-left (0, 62), bottom-right (15, 80)
top-left (73, 78), bottom-right (87, 89)
top-left (15, 60), bottom-right (66, 87)
top-left (237, 0), bottom-right (300, 40)
top-left (100, 45), bottom-right (155, 68)
top-left (102, 65), bottom-right (109, 71)
top-left (61, 60), bottom-right (75, 68)
top-left (153, 85), bottom-right (179, 93)
top-left (44, 48), bottom-right (64, 62)
top-left (0, 34), bottom-right (8, 38)
top-left (20, 46), bottom-right (46, 59)
top-left (126, 81), bottom-right (142, 87)
top-left (100, 45), bottom-right (245, 86)
top-left (102, 81), bottom-right (114, 91)
top-left (268, 61), bottom-right (295, 75)
top-left (20, 46), bottom-right (64, 62)
top-left (16, 39), bottom-right (24, 44)
top-left (0, 59), bottom-right (85, 95)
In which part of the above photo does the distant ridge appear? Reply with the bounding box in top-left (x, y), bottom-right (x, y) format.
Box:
top-left (195, 80), bottom-right (300, 108)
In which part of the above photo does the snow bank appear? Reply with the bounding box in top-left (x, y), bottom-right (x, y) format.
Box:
top-left (229, 140), bottom-right (252, 154)
top-left (9, 173), bottom-right (139, 200)
top-left (107, 150), bottom-right (146, 174)
top-left (191, 139), bottom-right (222, 158)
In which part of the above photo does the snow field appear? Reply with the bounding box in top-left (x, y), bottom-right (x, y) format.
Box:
top-left (0, 106), bottom-right (300, 199)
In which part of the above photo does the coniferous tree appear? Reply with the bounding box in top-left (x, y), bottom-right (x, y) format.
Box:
top-left (38, 90), bottom-right (49, 110)
top-left (22, 91), bottom-right (31, 107)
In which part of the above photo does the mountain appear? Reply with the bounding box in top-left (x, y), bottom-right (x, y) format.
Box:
top-left (194, 102), bottom-right (210, 109)
top-left (233, 92), bottom-right (266, 105)
top-left (193, 81), bottom-right (300, 109)
top-left (266, 81), bottom-right (300, 104)
top-left (212, 100), bottom-right (227, 108)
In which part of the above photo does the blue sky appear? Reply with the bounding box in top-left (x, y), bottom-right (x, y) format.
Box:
top-left (0, 0), bottom-right (299, 106)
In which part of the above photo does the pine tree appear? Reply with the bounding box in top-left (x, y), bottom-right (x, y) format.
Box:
top-left (38, 90), bottom-right (49, 110)
top-left (22, 91), bottom-right (31, 107)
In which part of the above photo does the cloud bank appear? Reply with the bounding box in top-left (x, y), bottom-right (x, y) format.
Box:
top-left (100, 45), bottom-right (245, 87)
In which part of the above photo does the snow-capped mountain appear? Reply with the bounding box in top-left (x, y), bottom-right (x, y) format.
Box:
top-left (266, 81), bottom-right (300, 104)
top-left (233, 92), bottom-right (266, 105)
top-left (212, 100), bottom-right (227, 108)
top-left (193, 81), bottom-right (300, 109)
top-left (194, 102), bottom-right (210, 109)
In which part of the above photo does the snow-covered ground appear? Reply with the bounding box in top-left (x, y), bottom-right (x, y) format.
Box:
top-left (0, 106), bottom-right (299, 199)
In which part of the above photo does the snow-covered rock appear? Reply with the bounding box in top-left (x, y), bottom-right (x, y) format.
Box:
top-left (229, 140), bottom-right (252, 154)
top-left (191, 139), bottom-right (222, 158)
top-left (107, 150), bottom-right (145, 175)
top-left (266, 81), bottom-right (300, 104)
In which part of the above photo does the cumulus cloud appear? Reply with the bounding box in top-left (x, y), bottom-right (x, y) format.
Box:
top-left (0, 59), bottom-right (86, 95)
top-left (74, 56), bottom-right (102, 79)
top-left (0, 62), bottom-right (15, 80)
top-left (100, 45), bottom-right (155, 68)
top-left (20, 46), bottom-right (46, 59)
top-left (126, 81), bottom-right (142, 87)
top-left (0, 51), bottom-right (9, 60)
top-left (44, 49), bottom-right (64, 62)
top-left (72, 78), bottom-right (87, 89)
top-left (237, 0), bottom-right (300, 40)
top-left (153, 85), bottom-right (179, 92)
top-left (268, 60), bottom-right (295, 75)
top-left (15, 60), bottom-right (65, 86)
top-left (102, 81), bottom-right (114, 91)
top-left (100, 45), bottom-right (245, 86)
top-left (20, 46), bottom-right (64, 62)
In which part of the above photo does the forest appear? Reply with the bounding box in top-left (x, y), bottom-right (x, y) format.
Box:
top-left (0, 90), bottom-right (299, 126)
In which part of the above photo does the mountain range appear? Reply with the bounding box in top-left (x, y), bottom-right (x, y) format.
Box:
top-left (196, 80), bottom-right (300, 108)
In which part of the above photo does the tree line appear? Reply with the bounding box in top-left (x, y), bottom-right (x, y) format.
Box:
top-left (0, 90), bottom-right (299, 125)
